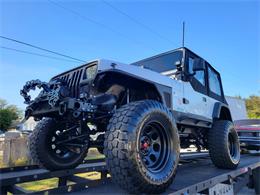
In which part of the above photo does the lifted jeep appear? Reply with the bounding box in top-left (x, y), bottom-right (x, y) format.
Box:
top-left (21, 47), bottom-right (240, 194)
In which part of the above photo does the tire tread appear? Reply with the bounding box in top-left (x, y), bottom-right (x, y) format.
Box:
top-left (208, 120), bottom-right (240, 169)
top-left (104, 100), bottom-right (179, 193)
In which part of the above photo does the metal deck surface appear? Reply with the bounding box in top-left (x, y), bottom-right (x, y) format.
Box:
top-left (71, 153), bottom-right (260, 194)
top-left (0, 153), bottom-right (259, 194)
top-left (0, 161), bottom-right (106, 186)
top-left (0, 152), bottom-right (208, 186)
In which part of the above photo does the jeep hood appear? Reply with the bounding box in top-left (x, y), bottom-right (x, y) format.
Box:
top-left (51, 59), bottom-right (178, 89)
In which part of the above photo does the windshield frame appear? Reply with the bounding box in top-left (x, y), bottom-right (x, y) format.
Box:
top-left (131, 48), bottom-right (184, 73)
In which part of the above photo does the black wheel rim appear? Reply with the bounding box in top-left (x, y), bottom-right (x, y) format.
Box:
top-left (228, 132), bottom-right (239, 161)
top-left (139, 121), bottom-right (170, 173)
top-left (47, 124), bottom-right (87, 161)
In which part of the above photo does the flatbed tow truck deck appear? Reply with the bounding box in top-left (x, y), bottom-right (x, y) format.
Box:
top-left (0, 152), bottom-right (259, 194)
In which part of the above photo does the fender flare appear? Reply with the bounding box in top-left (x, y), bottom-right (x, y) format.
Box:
top-left (95, 69), bottom-right (173, 108)
top-left (212, 102), bottom-right (232, 121)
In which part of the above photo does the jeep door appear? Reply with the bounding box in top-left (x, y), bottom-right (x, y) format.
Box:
top-left (183, 51), bottom-right (210, 120)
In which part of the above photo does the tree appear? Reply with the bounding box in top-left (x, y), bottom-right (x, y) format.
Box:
top-left (245, 95), bottom-right (260, 119)
top-left (0, 98), bottom-right (22, 131)
top-left (0, 99), bottom-right (8, 109)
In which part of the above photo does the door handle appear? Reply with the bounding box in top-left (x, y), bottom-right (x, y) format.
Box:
top-left (202, 97), bottom-right (207, 102)
top-left (183, 98), bottom-right (189, 104)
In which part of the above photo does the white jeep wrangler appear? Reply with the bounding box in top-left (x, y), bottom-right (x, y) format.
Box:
top-left (21, 47), bottom-right (240, 194)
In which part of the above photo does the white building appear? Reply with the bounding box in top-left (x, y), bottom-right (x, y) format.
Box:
top-left (20, 117), bottom-right (37, 130)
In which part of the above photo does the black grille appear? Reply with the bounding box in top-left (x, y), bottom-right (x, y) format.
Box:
top-left (51, 62), bottom-right (97, 98)
top-left (59, 68), bottom-right (84, 98)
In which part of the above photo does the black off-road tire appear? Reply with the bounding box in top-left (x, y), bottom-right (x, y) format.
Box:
top-left (96, 134), bottom-right (105, 154)
top-left (104, 100), bottom-right (180, 194)
top-left (208, 120), bottom-right (240, 169)
top-left (29, 118), bottom-right (87, 170)
top-left (253, 167), bottom-right (260, 194)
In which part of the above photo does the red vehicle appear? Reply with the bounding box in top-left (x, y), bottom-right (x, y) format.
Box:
top-left (235, 119), bottom-right (260, 151)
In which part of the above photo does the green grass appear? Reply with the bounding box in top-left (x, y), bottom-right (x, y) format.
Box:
top-left (17, 178), bottom-right (59, 192)
top-left (12, 148), bottom-right (104, 193)
top-left (0, 154), bottom-right (3, 168)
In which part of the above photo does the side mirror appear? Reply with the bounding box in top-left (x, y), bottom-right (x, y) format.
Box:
top-left (193, 58), bottom-right (205, 72)
top-left (175, 60), bottom-right (182, 67)
top-left (175, 60), bottom-right (182, 71)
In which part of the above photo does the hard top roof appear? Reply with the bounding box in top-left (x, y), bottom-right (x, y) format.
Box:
top-left (132, 47), bottom-right (220, 75)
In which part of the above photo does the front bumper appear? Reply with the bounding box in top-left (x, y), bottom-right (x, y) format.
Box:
top-left (239, 136), bottom-right (260, 150)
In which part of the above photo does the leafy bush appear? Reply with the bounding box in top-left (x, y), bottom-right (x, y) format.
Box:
top-left (0, 98), bottom-right (22, 131)
top-left (245, 95), bottom-right (260, 119)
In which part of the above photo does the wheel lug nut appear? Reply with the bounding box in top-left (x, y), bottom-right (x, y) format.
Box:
top-left (56, 149), bottom-right (61, 154)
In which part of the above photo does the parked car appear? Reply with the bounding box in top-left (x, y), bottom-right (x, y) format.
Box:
top-left (235, 119), bottom-right (260, 151)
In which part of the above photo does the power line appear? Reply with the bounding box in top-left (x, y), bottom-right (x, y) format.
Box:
top-left (0, 46), bottom-right (79, 63)
top-left (47, 0), bottom-right (158, 52)
top-left (0, 36), bottom-right (86, 63)
top-left (102, 0), bottom-right (175, 45)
